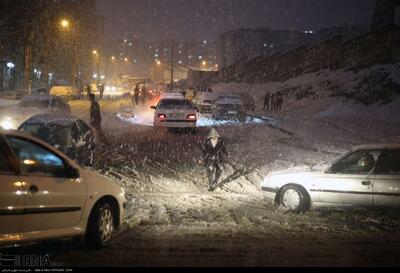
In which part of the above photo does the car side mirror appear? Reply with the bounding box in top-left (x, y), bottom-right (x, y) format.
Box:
top-left (150, 106), bottom-right (156, 109)
top-left (67, 166), bottom-right (80, 179)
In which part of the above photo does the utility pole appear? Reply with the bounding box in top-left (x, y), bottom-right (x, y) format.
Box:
top-left (170, 42), bottom-right (174, 88)
top-left (24, 26), bottom-right (34, 94)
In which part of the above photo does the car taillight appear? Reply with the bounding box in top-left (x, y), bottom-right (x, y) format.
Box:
top-left (187, 114), bottom-right (196, 120)
top-left (158, 114), bottom-right (166, 119)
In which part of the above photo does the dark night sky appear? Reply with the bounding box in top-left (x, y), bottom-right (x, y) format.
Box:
top-left (97, 0), bottom-right (376, 42)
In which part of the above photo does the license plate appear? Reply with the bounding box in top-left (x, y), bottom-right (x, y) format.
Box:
top-left (171, 113), bottom-right (183, 118)
top-left (227, 111), bottom-right (237, 114)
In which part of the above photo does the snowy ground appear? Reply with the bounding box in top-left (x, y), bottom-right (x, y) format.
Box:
top-left (4, 65), bottom-right (400, 266)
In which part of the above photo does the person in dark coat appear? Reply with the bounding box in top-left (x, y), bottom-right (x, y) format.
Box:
top-left (276, 92), bottom-right (283, 112)
top-left (89, 93), bottom-right (105, 142)
top-left (201, 128), bottom-right (229, 191)
top-left (98, 82), bottom-right (105, 100)
top-left (263, 91), bottom-right (271, 111)
top-left (141, 85), bottom-right (147, 105)
top-left (133, 84), bottom-right (140, 105)
top-left (86, 84), bottom-right (92, 98)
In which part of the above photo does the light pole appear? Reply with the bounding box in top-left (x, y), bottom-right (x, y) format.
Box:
top-left (60, 18), bottom-right (79, 88)
top-left (92, 50), bottom-right (100, 85)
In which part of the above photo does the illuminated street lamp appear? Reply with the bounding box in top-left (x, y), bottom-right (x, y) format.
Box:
top-left (92, 50), bottom-right (98, 56)
top-left (202, 60), bottom-right (207, 66)
top-left (59, 18), bottom-right (79, 87)
top-left (111, 56), bottom-right (115, 61)
top-left (124, 57), bottom-right (128, 62)
top-left (156, 60), bottom-right (161, 65)
top-left (60, 19), bottom-right (70, 29)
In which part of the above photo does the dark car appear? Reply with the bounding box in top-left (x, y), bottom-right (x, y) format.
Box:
top-left (212, 95), bottom-right (246, 121)
top-left (18, 113), bottom-right (95, 166)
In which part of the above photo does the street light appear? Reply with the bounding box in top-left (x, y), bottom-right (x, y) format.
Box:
top-left (124, 57), bottom-right (128, 62)
top-left (92, 50), bottom-right (98, 56)
top-left (60, 19), bottom-right (70, 29)
top-left (59, 18), bottom-right (79, 87)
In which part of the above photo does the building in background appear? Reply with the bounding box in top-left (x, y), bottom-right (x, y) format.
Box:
top-left (216, 26), bottom-right (369, 69)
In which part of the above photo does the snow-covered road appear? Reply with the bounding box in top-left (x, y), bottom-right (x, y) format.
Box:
top-left (5, 88), bottom-right (400, 266)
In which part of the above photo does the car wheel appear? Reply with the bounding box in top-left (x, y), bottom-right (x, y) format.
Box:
top-left (278, 185), bottom-right (309, 213)
top-left (87, 202), bottom-right (115, 248)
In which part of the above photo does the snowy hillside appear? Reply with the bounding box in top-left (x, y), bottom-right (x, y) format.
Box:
top-left (212, 63), bottom-right (400, 145)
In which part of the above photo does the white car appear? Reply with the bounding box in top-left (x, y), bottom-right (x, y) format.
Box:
top-left (0, 95), bottom-right (71, 130)
top-left (261, 144), bottom-right (400, 213)
top-left (0, 129), bottom-right (126, 248)
top-left (151, 98), bottom-right (197, 133)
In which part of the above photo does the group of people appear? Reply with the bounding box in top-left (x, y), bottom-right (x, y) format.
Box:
top-left (131, 84), bottom-right (148, 106)
top-left (263, 91), bottom-right (284, 112)
top-left (84, 83), bottom-right (105, 100)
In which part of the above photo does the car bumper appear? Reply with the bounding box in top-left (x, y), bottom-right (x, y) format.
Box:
top-left (154, 120), bottom-right (196, 128)
top-left (261, 186), bottom-right (278, 204)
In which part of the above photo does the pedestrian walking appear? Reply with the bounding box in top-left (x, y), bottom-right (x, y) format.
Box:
top-left (86, 84), bottom-right (92, 98)
top-left (89, 93), bottom-right (105, 142)
top-left (263, 91), bottom-right (271, 111)
top-left (141, 85), bottom-right (147, 105)
top-left (200, 128), bottom-right (229, 191)
top-left (276, 92), bottom-right (283, 112)
top-left (134, 84), bottom-right (140, 106)
top-left (98, 82), bottom-right (105, 100)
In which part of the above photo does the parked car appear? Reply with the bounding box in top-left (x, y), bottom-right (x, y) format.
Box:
top-left (192, 92), bottom-right (216, 114)
top-left (151, 98), bottom-right (197, 133)
top-left (50, 85), bottom-right (82, 100)
top-left (261, 144), bottom-right (400, 213)
top-left (0, 95), bottom-right (71, 130)
top-left (0, 129), bottom-right (126, 248)
top-left (239, 93), bottom-right (256, 112)
top-left (18, 114), bottom-right (95, 166)
top-left (212, 95), bottom-right (246, 121)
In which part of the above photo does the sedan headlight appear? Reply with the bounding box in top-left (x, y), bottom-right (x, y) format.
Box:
top-left (0, 117), bottom-right (16, 130)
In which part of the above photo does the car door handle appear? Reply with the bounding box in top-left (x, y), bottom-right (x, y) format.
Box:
top-left (362, 181), bottom-right (371, 186)
top-left (29, 185), bottom-right (38, 194)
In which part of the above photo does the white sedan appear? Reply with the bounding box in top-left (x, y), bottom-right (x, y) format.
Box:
top-left (151, 98), bottom-right (197, 133)
top-left (0, 129), bottom-right (126, 248)
top-left (261, 144), bottom-right (400, 213)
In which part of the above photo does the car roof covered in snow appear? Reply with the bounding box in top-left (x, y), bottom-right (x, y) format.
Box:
top-left (353, 144), bottom-right (400, 150)
top-left (21, 113), bottom-right (80, 127)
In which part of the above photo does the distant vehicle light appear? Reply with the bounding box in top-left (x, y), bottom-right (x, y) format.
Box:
top-left (187, 114), bottom-right (196, 120)
top-left (158, 114), bottom-right (166, 120)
